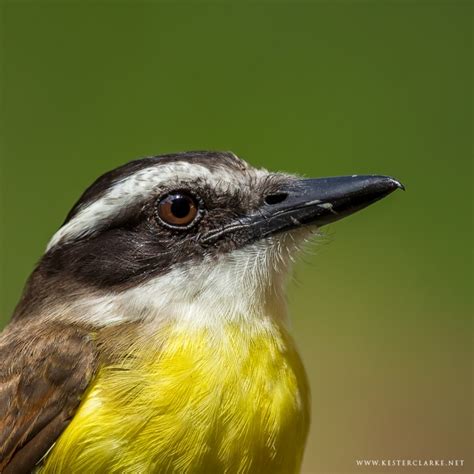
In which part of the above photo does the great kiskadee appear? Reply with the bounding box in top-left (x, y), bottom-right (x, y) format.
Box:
top-left (0, 151), bottom-right (403, 474)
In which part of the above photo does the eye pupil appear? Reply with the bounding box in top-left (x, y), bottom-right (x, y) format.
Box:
top-left (156, 192), bottom-right (200, 228)
top-left (170, 197), bottom-right (191, 218)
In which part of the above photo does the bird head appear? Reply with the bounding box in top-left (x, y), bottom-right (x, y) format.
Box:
top-left (15, 151), bottom-right (403, 327)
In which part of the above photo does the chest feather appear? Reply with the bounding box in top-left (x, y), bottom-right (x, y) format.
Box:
top-left (40, 322), bottom-right (310, 474)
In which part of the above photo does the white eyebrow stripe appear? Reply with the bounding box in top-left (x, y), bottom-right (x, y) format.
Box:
top-left (46, 162), bottom-right (255, 251)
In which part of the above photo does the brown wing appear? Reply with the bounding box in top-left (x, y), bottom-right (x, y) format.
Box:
top-left (0, 320), bottom-right (97, 473)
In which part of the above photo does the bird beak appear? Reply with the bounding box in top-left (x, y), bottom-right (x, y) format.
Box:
top-left (254, 175), bottom-right (404, 237)
top-left (201, 175), bottom-right (404, 244)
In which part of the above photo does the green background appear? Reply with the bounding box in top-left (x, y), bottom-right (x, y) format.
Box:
top-left (0, 1), bottom-right (472, 473)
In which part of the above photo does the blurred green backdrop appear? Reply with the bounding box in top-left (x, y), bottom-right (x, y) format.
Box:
top-left (0, 1), bottom-right (472, 473)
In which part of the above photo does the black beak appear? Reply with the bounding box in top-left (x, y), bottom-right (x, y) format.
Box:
top-left (202, 175), bottom-right (404, 244)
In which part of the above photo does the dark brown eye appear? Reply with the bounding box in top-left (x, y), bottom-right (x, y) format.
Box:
top-left (156, 193), bottom-right (199, 228)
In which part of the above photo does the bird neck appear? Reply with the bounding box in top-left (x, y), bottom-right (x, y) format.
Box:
top-left (13, 239), bottom-right (296, 329)
top-left (79, 243), bottom-right (291, 328)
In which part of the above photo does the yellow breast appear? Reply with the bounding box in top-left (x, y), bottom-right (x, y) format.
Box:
top-left (40, 321), bottom-right (310, 474)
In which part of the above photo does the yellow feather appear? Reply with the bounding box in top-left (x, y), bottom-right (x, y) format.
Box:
top-left (40, 320), bottom-right (310, 473)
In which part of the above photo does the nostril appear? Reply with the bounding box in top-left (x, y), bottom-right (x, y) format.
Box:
top-left (264, 193), bottom-right (289, 205)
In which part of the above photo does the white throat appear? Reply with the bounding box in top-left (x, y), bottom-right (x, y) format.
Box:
top-left (56, 231), bottom-right (313, 329)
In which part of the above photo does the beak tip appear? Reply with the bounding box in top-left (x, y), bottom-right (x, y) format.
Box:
top-left (388, 177), bottom-right (405, 191)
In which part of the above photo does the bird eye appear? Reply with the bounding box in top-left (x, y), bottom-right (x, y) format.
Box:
top-left (156, 192), bottom-right (200, 228)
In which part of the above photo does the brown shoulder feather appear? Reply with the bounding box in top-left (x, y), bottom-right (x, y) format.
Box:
top-left (0, 320), bottom-right (97, 473)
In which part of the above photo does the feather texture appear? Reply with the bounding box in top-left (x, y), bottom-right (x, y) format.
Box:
top-left (39, 320), bottom-right (310, 474)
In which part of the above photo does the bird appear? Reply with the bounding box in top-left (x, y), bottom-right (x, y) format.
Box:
top-left (0, 151), bottom-right (403, 474)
